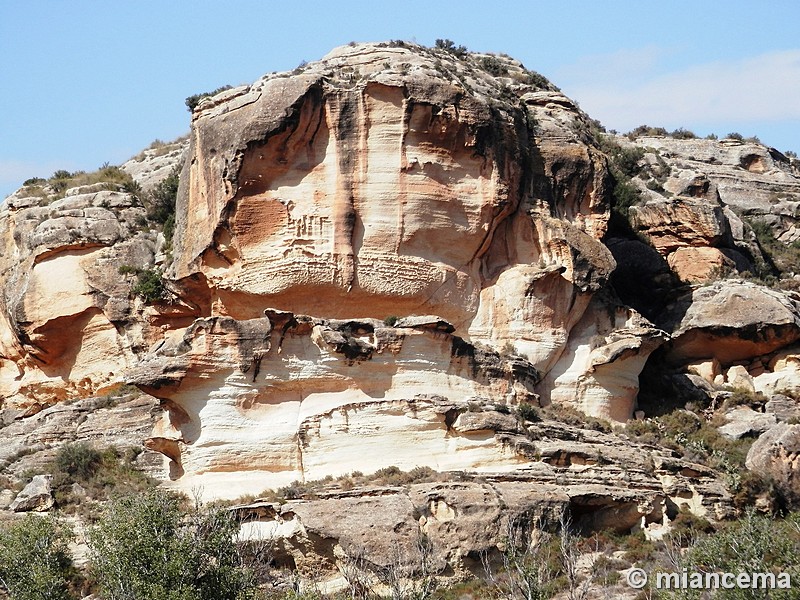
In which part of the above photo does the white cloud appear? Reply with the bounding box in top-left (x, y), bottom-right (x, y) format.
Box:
top-left (558, 49), bottom-right (800, 132)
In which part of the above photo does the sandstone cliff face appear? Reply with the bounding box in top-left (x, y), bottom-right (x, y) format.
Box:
top-left (123, 42), bottom-right (670, 498)
top-left (624, 135), bottom-right (800, 283)
top-left (170, 43), bottom-right (614, 375)
top-left (130, 312), bottom-right (540, 497)
top-left (6, 43), bottom-right (800, 556)
top-left (0, 190), bottom-right (157, 408)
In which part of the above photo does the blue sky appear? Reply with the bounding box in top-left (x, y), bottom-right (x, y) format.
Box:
top-left (2, 1), bottom-right (799, 199)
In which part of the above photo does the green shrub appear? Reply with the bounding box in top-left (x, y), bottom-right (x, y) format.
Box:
top-left (55, 442), bottom-right (102, 480)
top-left (132, 268), bottom-right (166, 303)
top-left (148, 165), bottom-right (179, 224)
top-left (383, 315), bottom-right (399, 326)
top-left (434, 38), bottom-right (468, 58)
top-left (517, 402), bottom-right (541, 423)
top-left (0, 515), bottom-right (77, 600)
top-left (479, 56), bottom-right (508, 76)
top-left (185, 84), bottom-right (234, 112)
top-left (89, 490), bottom-right (256, 600)
top-left (626, 125), bottom-right (668, 139)
top-left (681, 509), bottom-right (800, 590)
top-left (726, 132), bottom-right (744, 141)
top-left (670, 127), bottom-right (697, 139)
top-left (50, 444), bottom-right (155, 514)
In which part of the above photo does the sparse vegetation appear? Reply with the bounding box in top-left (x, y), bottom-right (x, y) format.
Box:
top-left (670, 127), bottom-right (697, 139)
top-left (479, 55), bottom-right (508, 77)
top-left (516, 402), bottom-right (541, 423)
top-left (17, 164), bottom-right (139, 203)
top-left (434, 38), bottom-right (468, 58)
top-left (594, 133), bottom-right (645, 218)
top-left (542, 404), bottom-right (612, 433)
top-left (383, 315), bottom-right (399, 326)
top-left (626, 125), bottom-right (669, 139)
top-left (746, 217), bottom-right (800, 282)
top-left (624, 406), bottom-right (780, 509)
top-left (185, 84), bottom-right (234, 112)
top-left (48, 443), bottom-right (155, 516)
top-left (146, 164), bottom-right (180, 249)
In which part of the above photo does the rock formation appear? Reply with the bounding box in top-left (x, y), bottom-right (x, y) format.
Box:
top-left (4, 42), bottom-right (800, 587)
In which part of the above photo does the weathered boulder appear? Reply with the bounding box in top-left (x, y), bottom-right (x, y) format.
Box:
top-left (718, 406), bottom-right (777, 440)
top-left (10, 474), bottom-right (54, 512)
top-left (631, 137), bottom-right (800, 222)
top-left (765, 395), bottom-right (800, 422)
top-left (659, 280), bottom-right (800, 365)
top-left (746, 423), bottom-right (800, 507)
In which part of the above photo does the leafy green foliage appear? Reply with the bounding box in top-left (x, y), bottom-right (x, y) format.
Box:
top-left (55, 442), bottom-right (102, 480)
top-left (516, 402), bottom-right (541, 423)
top-left (131, 268), bottom-right (166, 303)
top-left (89, 490), bottom-right (256, 600)
top-left (434, 38), bottom-right (468, 58)
top-left (0, 515), bottom-right (77, 600)
top-left (383, 315), bottom-right (399, 326)
top-left (679, 510), bottom-right (800, 599)
top-left (185, 85), bottom-right (234, 112)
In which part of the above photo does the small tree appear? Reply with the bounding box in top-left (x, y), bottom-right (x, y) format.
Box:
top-left (88, 489), bottom-right (256, 600)
top-left (0, 515), bottom-right (76, 600)
top-left (482, 515), bottom-right (559, 600)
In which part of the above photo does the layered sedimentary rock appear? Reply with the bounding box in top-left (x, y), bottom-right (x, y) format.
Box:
top-left (230, 415), bottom-right (731, 585)
top-left (0, 190), bottom-right (158, 408)
top-left (170, 43), bottom-right (614, 373)
top-left (8, 43), bottom-right (800, 536)
top-left (130, 311), bottom-right (541, 498)
top-left (538, 290), bottom-right (667, 421)
top-left (624, 135), bottom-right (800, 283)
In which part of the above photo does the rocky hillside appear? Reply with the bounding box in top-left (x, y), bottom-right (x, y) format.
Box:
top-left (2, 41), bottom-right (800, 594)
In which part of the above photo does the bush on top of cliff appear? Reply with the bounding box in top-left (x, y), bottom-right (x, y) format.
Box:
top-left (185, 84), bottom-right (234, 112)
top-left (18, 163), bottom-right (138, 203)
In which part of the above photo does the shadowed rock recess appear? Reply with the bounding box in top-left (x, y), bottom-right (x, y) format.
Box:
top-left (3, 41), bottom-right (800, 584)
